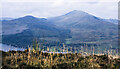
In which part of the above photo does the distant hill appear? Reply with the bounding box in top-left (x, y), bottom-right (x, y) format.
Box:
top-left (2, 10), bottom-right (118, 48)
top-left (103, 19), bottom-right (118, 24)
top-left (48, 10), bottom-right (118, 46)
top-left (0, 17), bottom-right (14, 20)
top-left (2, 16), bottom-right (70, 47)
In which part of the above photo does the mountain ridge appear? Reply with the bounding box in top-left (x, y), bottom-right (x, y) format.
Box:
top-left (2, 10), bottom-right (118, 48)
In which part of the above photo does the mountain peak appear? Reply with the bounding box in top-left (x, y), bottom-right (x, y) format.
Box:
top-left (71, 10), bottom-right (83, 12)
top-left (65, 10), bottom-right (88, 16)
top-left (24, 15), bottom-right (36, 18)
top-left (71, 10), bottom-right (79, 12)
top-left (16, 15), bottom-right (38, 20)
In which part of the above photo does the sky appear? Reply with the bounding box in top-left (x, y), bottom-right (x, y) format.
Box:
top-left (1, 0), bottom-right (119, 19)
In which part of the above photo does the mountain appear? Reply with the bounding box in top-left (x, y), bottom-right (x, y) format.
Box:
top-left (2, 15), bottom-right (63, 35)
top-left (103, 19), bottom-right (118, 24)
top-left (0, 17), bottom-right (14, 20)
top-left (49, 10), bottom-right (117, 28)
top-left (2, 10), bottom-right (118, 48)
top-left (2, 15), bottom-right (70, 47)
top-left (48, 10), bottom-right (118, 46)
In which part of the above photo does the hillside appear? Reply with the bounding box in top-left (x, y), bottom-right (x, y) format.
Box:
top-left (2, 16), bottom-right (70, 47)
top-left (48, 10), bottom-right (118, 47)
top-left (2, 10), bottom-right (118, 49)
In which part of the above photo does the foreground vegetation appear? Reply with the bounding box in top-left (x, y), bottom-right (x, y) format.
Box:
top-left (1, 49), bottom-right (120, 69)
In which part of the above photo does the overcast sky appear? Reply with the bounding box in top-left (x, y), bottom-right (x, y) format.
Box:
top-left (1, 0), bottom-right (119, 19)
